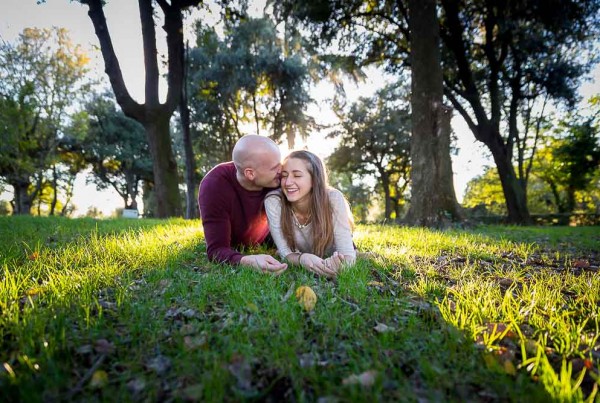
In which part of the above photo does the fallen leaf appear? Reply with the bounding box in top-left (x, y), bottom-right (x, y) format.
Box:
top-left (89, 370), bottom-right (109, 389)
top-left (94, 339), bottom-right (115, 355)
top-left (127, 377), bottom-right (146, 395)
top-left (584, 359), bottom-right (594, 370)
top-left (367, 281), bottom-right (384, 287)
top-left (573, 259), bottom-right (590, 268)
top-left (146, 355), bottom-right (172, 376)
top-left (342, 370), bottom-right (377, 387)
top-left (28, 252), bottom-right (39, 261)
top-left (76, 344), bottom-right (93, 355)
top-left (246, 302), bottom-right (259, 313)
top-left (184, 335), bottom-right (207, 351)
top-left (295, 286), bottom-right (317, 312)
top-left (374, 322), bottom-right (394, 333)
top-left (182, 384), bottom-right (204, 401)
top-left (227, 354), bottom-right (253, 392)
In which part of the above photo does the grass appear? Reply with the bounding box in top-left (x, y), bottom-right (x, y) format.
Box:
top-left (0, 217), bottom-right (598, 401)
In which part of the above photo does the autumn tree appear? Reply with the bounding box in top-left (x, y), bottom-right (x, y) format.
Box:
top-left (79, 0), bottom-right (202, 217)
top-left (0, 27), bottom-right (89, 215)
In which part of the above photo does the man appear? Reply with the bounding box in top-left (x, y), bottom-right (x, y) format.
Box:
top-left (198, 135), bottom-right (288, 273)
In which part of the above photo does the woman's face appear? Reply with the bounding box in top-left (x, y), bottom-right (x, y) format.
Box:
top-left (281, 157), bottom-right (313, 204)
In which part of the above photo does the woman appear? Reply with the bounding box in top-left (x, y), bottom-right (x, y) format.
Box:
top-left (265, 150), bottom-right (356, 277)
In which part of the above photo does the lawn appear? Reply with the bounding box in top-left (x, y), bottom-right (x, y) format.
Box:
top-left (0, 216), bottom-right (598, 402)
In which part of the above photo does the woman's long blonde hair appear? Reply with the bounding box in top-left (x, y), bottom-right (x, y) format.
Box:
top-left (280, 150), bottom-right (333, 257)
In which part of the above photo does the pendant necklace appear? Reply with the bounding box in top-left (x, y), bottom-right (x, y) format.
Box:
top-left (292, 209), bottom-right (311, 229)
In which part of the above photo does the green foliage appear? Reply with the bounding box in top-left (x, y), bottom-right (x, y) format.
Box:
top-left (0, 27), bottom-right (90, 214)
top-left (188, 16), bottom-right (314, 173)
top-left (533, 113), bottom-right (600, 213)
top-left (327, 82), bottom-right (411, 221)
top-left (64, 93), bottom-right (153, 210)
top-left (462, 167), bottom-right (507, 216)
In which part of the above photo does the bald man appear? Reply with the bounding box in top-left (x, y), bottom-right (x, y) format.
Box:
top-left (198, 135), bottom-right (288, 273)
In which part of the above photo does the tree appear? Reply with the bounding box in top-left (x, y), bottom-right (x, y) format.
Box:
top-left (273, 0), bottom-right (600, 224)
top-left (439, 0), bottom-right (599, 223)
top-left (534, 116), bottom-right (600, 213)
top-left (79, 0), bottom-right (201, 218)
top-left (67, 94), bottom-right (154, 210)
top-left (327, 83), bottom-right (411, 222)
top-left (404, 0), bottom-right (461, 226)
top-left (0, 27), bottom-right (90, 215)
top-left (187, 16), bottom-right (314, 173)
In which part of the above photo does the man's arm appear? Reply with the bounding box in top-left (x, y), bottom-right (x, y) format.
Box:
top-left (199, 177), bottom-right (243, 264)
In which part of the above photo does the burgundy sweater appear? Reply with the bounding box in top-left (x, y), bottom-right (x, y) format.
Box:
top-left (198, 162), bottom-right (272, 264)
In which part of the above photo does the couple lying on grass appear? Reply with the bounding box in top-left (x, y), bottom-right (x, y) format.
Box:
top-left (198, 135), bottom-right (356, 278)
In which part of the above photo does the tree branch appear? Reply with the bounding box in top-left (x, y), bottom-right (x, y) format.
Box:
top-left (139, 0), bottom-right (160, 107)
top-left (84, 0), bottom-right (142, 120)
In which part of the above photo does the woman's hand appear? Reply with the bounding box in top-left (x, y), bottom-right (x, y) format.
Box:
top-left (324, 251), bottom-right (346, 273)
top-left (299, 253), bottom-right (337, 278)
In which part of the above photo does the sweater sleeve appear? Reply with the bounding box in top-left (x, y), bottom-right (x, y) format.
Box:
top-left (198, 175), bottom-right (243, 265)
top-left (264, 192), bottom-right (294, 258)
top-left (330, 189), bottom-right (357, 264)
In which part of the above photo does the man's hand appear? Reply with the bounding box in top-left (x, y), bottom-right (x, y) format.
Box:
top-left (240, 254), bottom-right (288, 275)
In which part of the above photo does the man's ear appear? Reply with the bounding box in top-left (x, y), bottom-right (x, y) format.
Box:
top-left (244, 168), bottom-right (255, 181)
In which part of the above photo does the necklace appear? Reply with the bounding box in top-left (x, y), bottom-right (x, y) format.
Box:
top-left (292, 209), bottom-right (311, 229)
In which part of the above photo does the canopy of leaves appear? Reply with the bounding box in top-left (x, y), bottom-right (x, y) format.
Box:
top-left (327, 82), bottom-right (411, 220)
top-left (187, 16), bottom-right (314, 172)
top-left (0, 27), bottom-right (90, 213)
top-left (64, 93), bottom-right (153, 209)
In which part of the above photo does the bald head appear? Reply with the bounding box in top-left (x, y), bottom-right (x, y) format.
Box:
top-left (233, 135), bottom-right (280, 171)
top-left (232, 135), bottom-right (282, 190)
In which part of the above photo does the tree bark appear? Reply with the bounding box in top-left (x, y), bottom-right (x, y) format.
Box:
top-left (180, 41), bottom-right (198, 219)
top-left (440, 0), bottom-right (532, 224)
top-left (404, 0), bottom-right (462, 228)
top-left (83, 0), bottom-right (193, 217)
top-left (12, 179), bottom-right (32, 215)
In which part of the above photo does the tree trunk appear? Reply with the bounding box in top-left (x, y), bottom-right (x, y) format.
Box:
top-left (50, 164), bottom-right (58, 216)
top-left (404, 0), bottom-right (462, 228)
top-left (483, 125), bottom-right (532, 223)
top-left (180, 41), bottom-right (198, 219)
top-left (380, 172), bottom-right (392, 221)
top-left (143, 114), bottom-right (182, 218)
top-left (12, 179), bottom-right (32, 215)
top-left (84, 0), bottom-right (197, 218)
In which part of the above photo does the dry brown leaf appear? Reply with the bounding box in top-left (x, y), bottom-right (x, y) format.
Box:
top-left (94, 339), bottom-right (115, 355)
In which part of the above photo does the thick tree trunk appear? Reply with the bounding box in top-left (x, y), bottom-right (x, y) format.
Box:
top-left (143, 114), bottom-right (182, 218)
top-left (404, 0), bottom-right (462, 228)
top-left (84, 0), bottom-right (198, 218)
top-left (483, 125), bottom-right (532, 223)
top-left (12, 180), bottom-right (32, 215)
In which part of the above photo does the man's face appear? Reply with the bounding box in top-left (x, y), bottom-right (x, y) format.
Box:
top-left (253, 150), bottom-right (282, 188)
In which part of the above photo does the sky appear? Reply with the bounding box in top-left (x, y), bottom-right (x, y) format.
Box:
top-left (1, 0), bottom-right (598, 216)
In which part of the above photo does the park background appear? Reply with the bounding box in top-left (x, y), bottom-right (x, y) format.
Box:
top-left (1, 0), bottom-right (598, 221)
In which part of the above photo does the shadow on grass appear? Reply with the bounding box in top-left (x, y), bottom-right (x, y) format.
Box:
top-left (3, 221), bottom-right (592, 401)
